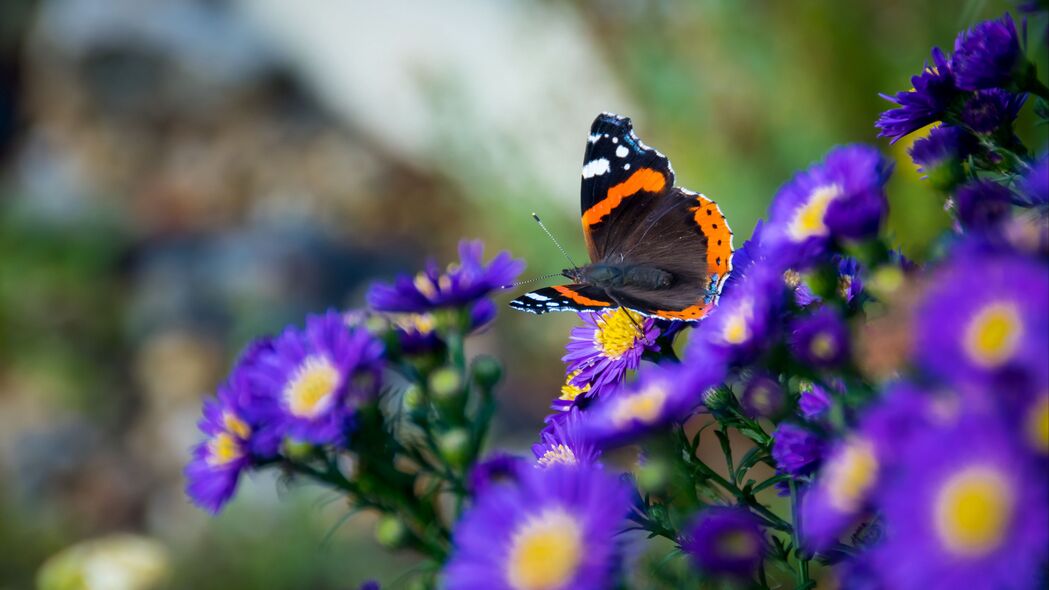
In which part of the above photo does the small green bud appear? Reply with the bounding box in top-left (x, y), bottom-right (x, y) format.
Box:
top-left (635, 460), bottom-right (669, 494)
top-left (471, 355), bottom-right (503, 390)
top-left (429, 367), bottom-right (463, 401)
top-left (438, 428), bottom-right (471, 468)
top-left (402, 384), bottom-right (424, 412)
top-left (282, 439), bottom-right (314, 461)
top-left (374, 514), bottom-right (408, 549)
top-left (868, 265), bottom-right (905, 301)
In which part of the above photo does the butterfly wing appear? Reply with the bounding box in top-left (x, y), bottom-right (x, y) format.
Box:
top-left (608, 187), bottom-right (734, 320)
top-left (581, 113), bottom-right (675, 262)
top-left (509, 285), bottom-right (615, 315)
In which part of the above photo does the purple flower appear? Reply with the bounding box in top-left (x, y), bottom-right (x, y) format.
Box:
top-left (562, 308), bottom-right (660, 400)
top-left (959, 89), bottom-right (1027, 134)
top-left (877, 48), bottom-right (959, 142)
top-left (468, 453), bottom-right (526, 496)
top-left (250, 310), bottom-right (385, 445)
top-left (908, 125), bottom-right (975, 189)
top-left (681, 507), bottom-right (765, 578)
top-left (771, 423), bottom-right (825, 477)
top-left (691, 260), bottom-right (785, 365)
top-left (765, 145), bottom-right (892, 267)
top-left (185, 379), bottom-right (259, 514)
top-left (798, 383), bottom-right (832, 420)
top-left (954, 180), bottom-right (1013, 231)
top-left (720, 219), bottom-right (767, 301)
top-left (792, 257), bottom-right (865, 307)
top-left (367, 240), bottom-right (524, 313)
top-left (869, 412), bottom-right (1048, 590)
top-left (789, 307), bottom-right (850, 368)
top-left (741, 373), bottom-right (786, 419)
top-left (952, 13), bottom-right (1026, 90)
top-left (1023, 391), bottom-right (1049, 457)
top-left (532, 409), bottom-right (600, 468)
top-left (915, 251), bottom-right (1049, 395)
top-left (578, 363), bottom-right (722, 448)
top-left (1017, 153), bottom-right (1049, 207)
top-left (444, 465), bottom-right (631, 590)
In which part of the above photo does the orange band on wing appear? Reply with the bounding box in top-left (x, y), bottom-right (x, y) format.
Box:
top-left (654, 303), bottom-right (712, 321)
top-left (553, 285), bottom-right (611, 307)
top-left (692, 196), bottom-right (733, 277)
top-left (582, 168), bottom-right (667, 228)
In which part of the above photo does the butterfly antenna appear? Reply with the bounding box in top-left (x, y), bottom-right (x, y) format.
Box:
top-left (532, 213), bottom-right (580, 269)
top-left (502, 272), bottom-right (563, 289)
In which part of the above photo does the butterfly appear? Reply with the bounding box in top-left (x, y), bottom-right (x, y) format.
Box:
top-left (509, 112), bottom-right (733, 320)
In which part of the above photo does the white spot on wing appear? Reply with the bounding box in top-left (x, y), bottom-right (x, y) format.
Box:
top-left (623, 163), bottom-right (631, 170)
top-left (588, 133), bottom-right (601, 144)
top-left (582, 158), bottom-right (610, 178)
top-left (611, 137), bottom-right (618, 144)
top-left (526, 292), bottom-right (550, 301)
top-left (615, 145), bottom-right (629, 158)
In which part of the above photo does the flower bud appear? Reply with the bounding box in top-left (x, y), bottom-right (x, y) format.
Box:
top-left (635, 459), bottom-right (670, 494)
top-left (374, 514), bottom-right (408, 549)
top-left (471, 355), bottom-right (502, 390)
top-left (438, 428), bottom-right (471, 468)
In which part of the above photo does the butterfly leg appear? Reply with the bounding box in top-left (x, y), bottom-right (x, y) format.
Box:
top-left (602, 288), bottom-right (647, 337)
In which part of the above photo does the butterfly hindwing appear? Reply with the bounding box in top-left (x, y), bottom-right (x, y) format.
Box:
top-left (509, 285), bottom-right (615, 315)
top-left (581, 113), bottom-right (675, 262)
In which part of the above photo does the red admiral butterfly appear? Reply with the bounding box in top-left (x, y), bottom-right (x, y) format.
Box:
top-left (510, 112), bottom-right (733, 320)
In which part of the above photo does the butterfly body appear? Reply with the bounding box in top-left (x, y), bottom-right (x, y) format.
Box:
top-left (510, 113), bottom-right (733, 321)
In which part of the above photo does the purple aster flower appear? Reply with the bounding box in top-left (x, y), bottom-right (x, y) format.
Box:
top-left (691, 260), bottom-right (786, 365)
top-left (954, 180), bottom-right (1014, 231)
top-left (562, 308), bottom-right (660, 399)
top-left (789, 307), bottom-right (851, 368)
top-left (791, 256), bottom-right (865, 307)
top-left (681, 507), bottom-right (765, 578)
top-left (1022, 391), bottom-right (1049, 457)
top-left (579, 363), bottom-right (722, 448)
top-left (959, 89), bottom-right (1027, 134)
top-left (1017, 153), bottom-right (1049, 207)
top-left (185, 379), bottom-right (259, 514)
top-left (468, 453), bottom-right (526, 496)
top-left (908, 125), bottom-right (975, 190)
top-left (771, 423), bottom-right (825, 477)
top-left (741, 373), bottom-right (786, 419)
top-left (367, 239), bottom-right (524, 313)
top-left (444, 465), bottom-right (631, 590)
top-left (915, 251), bottom-right (1049, 395)
top-left (877, 48), bottom-right (959, 142)
top-left (952, 13), bottom-right (1026, 90)
top-left (798, 383), bottom-right (832, 421)
top-left (532, 409), bottom-right (601, 468)
top-left (765, 145), bottom-right (893, 267)
top-left (720, 219), bottom-right (767, 300)
top-left (250, 310), bottom-right (385, 445)
top-left (869, 412), bottom-right (1048, 590)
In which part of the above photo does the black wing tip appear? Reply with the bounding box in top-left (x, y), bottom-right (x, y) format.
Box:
top-left (593, 112), bottom-right (632, 131)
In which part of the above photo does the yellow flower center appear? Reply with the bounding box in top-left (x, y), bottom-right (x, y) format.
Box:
top-left (1026, 395), bottom-right (1049, 454)
top-left (593, 308), bottom-right (645, 360)
top-left (206, 432), bottom-right (244, 467)
top-left (537, 444), bottom-right (577, 468)
top-left (788, 184), bottom-right (842, 241)
top-left (391, 313), bottom-right (436, 335)
top-left (284, 356), bottom-right (340, 418)
top-left (934, 466), bottom-right (1014, 557)
top-left (611, 383), bottom-right (669, 427)
top-left (506, 509), bottom-right (583, 590)
top-left (782, 269), bottom-right (802, 289)
top-left (222, 411), bottom-right (251, 440)
top-left (559, 370), bottom-right (591, 403)
top-left (722, 300), bottom-right (753, 345)
top-left (809, 332), bottom-right (837, 361)
top-left (824, 438), bottom-right (878, 513)
top-left (413, 273), bottom-right (438, 299)
top-left (717, 530), bottom-right (757, 559)
top-left (964, 302), bottom-right (1022, 368)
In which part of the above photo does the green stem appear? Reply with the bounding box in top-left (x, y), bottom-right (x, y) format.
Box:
top-left (789, 479), bottom-right (811, 588)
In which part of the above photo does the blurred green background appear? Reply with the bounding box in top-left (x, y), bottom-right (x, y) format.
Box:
top-left (0, 0), bottom-right (1040, 588)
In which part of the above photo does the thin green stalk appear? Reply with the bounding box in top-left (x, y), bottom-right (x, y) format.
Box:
top-left (789, 479), bottom-right (811, 588)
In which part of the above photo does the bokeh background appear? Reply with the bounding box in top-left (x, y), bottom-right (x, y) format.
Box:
top-left (0, 0), bottom-right (1039, 588)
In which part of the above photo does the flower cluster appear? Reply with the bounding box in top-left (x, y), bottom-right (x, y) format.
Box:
top-left (185, 9), bottom-right (1049, 589)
